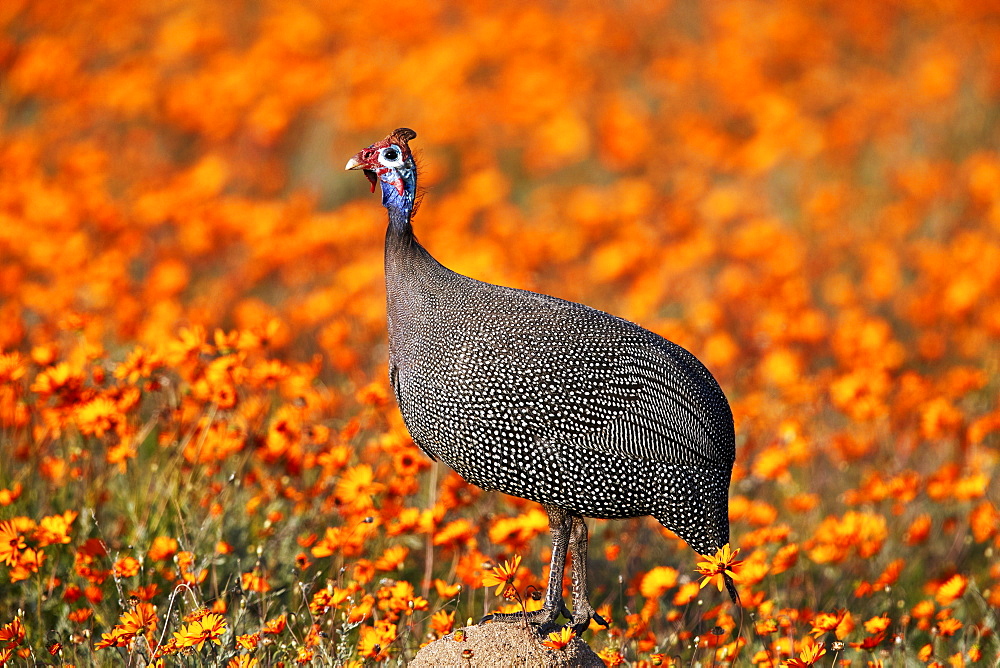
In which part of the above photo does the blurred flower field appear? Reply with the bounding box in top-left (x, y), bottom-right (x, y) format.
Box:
top-left (1, 0), bottom-right (1000, 665)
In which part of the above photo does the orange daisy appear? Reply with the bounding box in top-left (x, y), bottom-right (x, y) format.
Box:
top-left (695, 544), bottom-right (744, 592)
top-left (173, 613), bottom-right (227, 650)
top-left (482, 554), bottom-right (522, 597)
top-left (0, 521), bottom-right (25, 567)
top-left (541, 627), bottom-right (575, 650)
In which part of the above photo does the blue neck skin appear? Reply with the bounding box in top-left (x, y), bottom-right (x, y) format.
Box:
top-left (381, 171), bottom-right (416, 235)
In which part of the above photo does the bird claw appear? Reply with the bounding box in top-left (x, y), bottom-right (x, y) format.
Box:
top-left (568, 609), bottom-right (609, 635)
top-left (479, 604), bottom-right (563, 629)
top-left (482, 602), bottom-right (604, 636)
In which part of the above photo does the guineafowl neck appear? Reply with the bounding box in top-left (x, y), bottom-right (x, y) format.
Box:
top-left (385, 224), bottom-right (441, 277)
top-left (384, 218), bottom-right (458, 320)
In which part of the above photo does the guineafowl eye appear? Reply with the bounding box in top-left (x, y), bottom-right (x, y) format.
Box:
top-left (380, 146), bottom-right (402, 166)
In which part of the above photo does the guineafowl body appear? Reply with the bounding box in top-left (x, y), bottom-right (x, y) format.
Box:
top-left (348, 128), bottom-right (737, 633)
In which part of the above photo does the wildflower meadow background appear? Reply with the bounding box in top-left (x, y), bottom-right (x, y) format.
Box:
top-left (1, 0), bottom-right (999, 666)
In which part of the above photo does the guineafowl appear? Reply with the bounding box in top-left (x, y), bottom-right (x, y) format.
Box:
top-left (346, 128), bottom-right (737, 634)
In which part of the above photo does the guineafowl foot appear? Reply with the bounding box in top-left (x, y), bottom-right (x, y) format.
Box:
top-left (480, 601), bottom-right (571, 634)
top-left (568, 609), bottom-right (609, 635)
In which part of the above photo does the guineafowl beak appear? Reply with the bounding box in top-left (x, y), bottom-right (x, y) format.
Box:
top-left (346, 155), bottom-right (379, 193)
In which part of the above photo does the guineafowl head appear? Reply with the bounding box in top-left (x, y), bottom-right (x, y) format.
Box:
top-left (346, 128), bottom-right (418, 215)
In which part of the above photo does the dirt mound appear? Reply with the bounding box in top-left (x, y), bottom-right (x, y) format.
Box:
top-left (408, 622), bottom-right (603, 668)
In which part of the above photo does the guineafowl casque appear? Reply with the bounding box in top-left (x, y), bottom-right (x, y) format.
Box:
top-left (347, 128), bottom-right (738, 634)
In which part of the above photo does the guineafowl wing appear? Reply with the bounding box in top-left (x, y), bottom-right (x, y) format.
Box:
top-left (570, 328), bottom-right (736, 468)
top-left (524, 299), bottom-right (735, 469)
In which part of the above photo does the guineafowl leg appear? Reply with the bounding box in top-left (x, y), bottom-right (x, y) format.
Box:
top-left (481, 504), bottom-right (572, 631)
top-left (567, 514), bottom-right (608, 634)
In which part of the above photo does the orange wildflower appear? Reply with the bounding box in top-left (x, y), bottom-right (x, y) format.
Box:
top-left (308, 587), bottom-right (344, 616)
top-left (935, 574), bottom-right (968, 606)
top-left (673, 581), bottom-right (701, 606)
top-left (30, 362), bottom-right (84, 399)
top-left (541, 626), bottom-right (575, 650)
top-left (131, 584), bottom-right (160, 601)
top-left (904, 514), bottom-right (932, 545)
top-left (783, 642), bottom-right (825, 667)
top-left (114, 346), bottom-right (163, 383)
top-left (598, 646), bottom-right (626, 666)
top-left (114, 556), bottom-right (141, 578)
top-left (771, 544), bottom-right (799, 574)
top-left (810, 611), bottom-right (845, 637)
top-left (83, 585), bottom-right (103, 603)
top-left (334, 464), bottom-right (383, 509)
top-left (696, 544), bottom-right (743, 592)
top-left (227, 656), bottom-right (259, 668)
top-left (640, 566), bottom-right (679, 598)
top-left (429, 610), bottom-right (455, 637)
top-left (173, 613), bottom-right (227, 650)
top-left (262, 614), bottom-right (286, 635)
top-left (0, 618), bottom-right (25, 648)
top-left (164, 326), bottom-right (210, 366)
top-left (357, 619), bottom-right (396, 661)
top-left (434, 579), bottom-right (462, 599)
top-left (9, 546), bottom-right (45, 582)
top-left (936, 617), bottom-right (962, 637)
top-left (374, 545), bottom-right (409, 572)
top-left (0, 483), bottom-right (22, 506)
top-left (120, 603), bottom-right (158, 641)
top-left (175, 550), bottom-right (196, 572)
top-left (345, 594), bottom-right (376, 624)
top-left (0, 521), bottom-right (26, 566)
top-left (377, 580), bottom-right (429, 619)
top-left (482, 554), bottom-right (522, 596)
top-left (488, 508), bottom-right (550, 551)
top-left (180, 567), bottom-right (208, 586)
top-left (94, 626), bottom-right (133, 650)
top-left (756, 619), bottom-right (779, 635)
top-left (809, 511), bottom-right (887, 562)
top-left (237, 318), bottom-right (284, 351)
top-left (0, 353), bottom-right (25, 384)
top-left (241, 570), bottom-right (271, 593)
top-left (863, 614), bottom-right (891, 634)
top-left (788, 493), bottom-right (819, 513)
top-left (353, 559), bottom-right (376, 585)
top-left (67, 608), bottom-right (93, 623)
top-left (75, 396), bottom-right (122, 437)
top-left (392, 445), bottom-right (430, 478)
top-left (250, 359), bottom-right (290, 386)
top-left (63, 584), bottom-right (83, 603)
top-left (810, 609), bottom-right (854, 640)
top-left (737, 551), bottom-right (770, 586)
top-left (851, 631), bottom-right (887, 650)
top-left (35, 510), bottom-right (76, 546)
top-left (433, 518), bottom-right (478, 549)
top-left (969, 501), bottom-right (999, 542)
top-left (147, 536), bottom-right (178, 562)
top-left (872, 559), bottom-right (906, 591)
top-left (356, 381), bottom-right (390, 407)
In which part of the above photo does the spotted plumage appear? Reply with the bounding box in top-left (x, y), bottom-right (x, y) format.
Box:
top-left (347, 129), bottom-right (738, 633)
